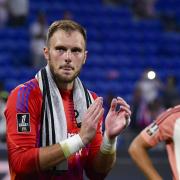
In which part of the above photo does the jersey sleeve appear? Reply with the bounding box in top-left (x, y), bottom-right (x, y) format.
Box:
top-left (140, 107), bottom-right (178, 147)
top-left (140, 122), bottom-right (161, 147)
top-left (5, 79), bottom-right (42, 174)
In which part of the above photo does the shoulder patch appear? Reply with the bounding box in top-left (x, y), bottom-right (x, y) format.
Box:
top-left (17, 113), bottom-right (30, 132)
top-left (146, 122), bottom-right (159, 136)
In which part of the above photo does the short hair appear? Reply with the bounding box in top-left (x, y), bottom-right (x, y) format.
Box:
top-left (46, 20), bottom-right (87, 47)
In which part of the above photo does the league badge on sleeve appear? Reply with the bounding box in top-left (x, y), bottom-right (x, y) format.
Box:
top-left (17, 113), bottom-right (30, 132)
top-left (146, 122), bottom-right (159, 136)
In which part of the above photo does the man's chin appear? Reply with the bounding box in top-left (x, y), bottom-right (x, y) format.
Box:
top-left (52, 70), bottom-right (80, 84)
top-left (56, 75), bottom-right (76, 83)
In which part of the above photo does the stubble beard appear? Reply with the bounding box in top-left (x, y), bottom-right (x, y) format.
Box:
top-left (54, 69), bottom-right (80, 84)
top-left (49, 63), bottom-right (82, 84)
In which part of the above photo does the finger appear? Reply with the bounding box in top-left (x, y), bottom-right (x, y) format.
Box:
top-left (86, 97), bottom-right (103, 116)
top-left (116, 110), bottom-right (131, 129)
top-left (119, 106), bottom-right (131, 116)
top-left (116, 101), bottom-right (130, 113)
top-left (92, 108), bottom-right (104, 128)
top-left (90, 100), bottom-right (104, 121)
top-left (86, 97), bottom-right (103, 123)
top-left (120, 115), bottom-right (131, 130)
top-left (117, 97), bottom-right (130, 108)
top-left (109, 98), bottom-right (117, 111)
top-left (125, 116), bottom-right (131, 128)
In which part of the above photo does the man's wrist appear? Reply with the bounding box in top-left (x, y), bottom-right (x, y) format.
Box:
top-left (59, 134), bottom-right (85, 158)
top-left (100, 132), bottom-right (117, 155)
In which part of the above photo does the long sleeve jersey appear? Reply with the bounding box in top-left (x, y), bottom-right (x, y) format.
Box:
top-left (5, 78), bottom-right (103, 180)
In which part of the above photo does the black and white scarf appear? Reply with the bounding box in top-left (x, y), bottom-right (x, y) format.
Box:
top-left (35, 65), bottom-right (93, 171)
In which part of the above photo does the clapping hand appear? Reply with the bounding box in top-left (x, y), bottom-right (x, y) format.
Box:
top-left (105, 97), bottom-right (131, 140)
top-left (79, 97), bottom-right (104, 145)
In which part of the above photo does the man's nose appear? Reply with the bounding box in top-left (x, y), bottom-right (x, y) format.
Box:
top-left (65, 49), bottom-right (72, 60)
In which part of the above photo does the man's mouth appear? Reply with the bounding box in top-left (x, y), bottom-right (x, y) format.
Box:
top-left (60, 65), bottom-right (74, 71)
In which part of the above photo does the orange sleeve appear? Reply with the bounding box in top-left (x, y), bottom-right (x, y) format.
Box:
top-left (140, 123), bottom-right (160, 147)
top-left (140, 108), bottom-right (178, 146)
top-left (5, 79), bottom-right (42, 175)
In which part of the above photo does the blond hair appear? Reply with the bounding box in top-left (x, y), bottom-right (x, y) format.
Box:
top-left (46, 20), bottom-right (87, 47)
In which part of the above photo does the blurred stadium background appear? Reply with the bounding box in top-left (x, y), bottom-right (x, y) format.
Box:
top-left (0, 0), bottom-right (180, 179)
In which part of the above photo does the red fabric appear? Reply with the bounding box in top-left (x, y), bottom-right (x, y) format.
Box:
top-left (5, 78), bottom-right (103, 180)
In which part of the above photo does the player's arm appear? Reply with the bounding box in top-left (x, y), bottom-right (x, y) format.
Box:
top-left (6, 86), bottom-right (105, 173)
top-left (128, 134), bottom-right (163, 180)
top-left (90, 132), bottom-right (116, 175)
top-left (84, 124), bottom-right (116, 179)
top-left (38, 144), bottom-right (66, 170)
top-left (40, 96), bottom-right (105, 170)
top-left (85, 97), bottom-right (131, 177)
top-left (5, 85), bottom-right (67, 173)
top-left (91, 145), bottom-right (116, 176)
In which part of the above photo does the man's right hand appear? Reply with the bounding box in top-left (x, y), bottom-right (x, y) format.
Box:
top-left (79, 97), bottom-right (104, 145)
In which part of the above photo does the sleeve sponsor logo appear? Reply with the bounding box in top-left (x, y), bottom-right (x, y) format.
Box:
top-left (146, 122), bottom-right (159, 136)
top-left (17, 113), bottom-right (30, 132)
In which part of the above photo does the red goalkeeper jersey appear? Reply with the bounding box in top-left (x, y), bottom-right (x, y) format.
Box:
top-left (5, 78), bottom-right (103, 180)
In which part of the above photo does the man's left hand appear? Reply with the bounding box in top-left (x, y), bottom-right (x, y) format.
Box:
top-left (105, 97), bottom-right (131, 139)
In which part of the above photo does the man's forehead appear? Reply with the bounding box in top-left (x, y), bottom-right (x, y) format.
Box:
top-left (60, 29), bottom-right (75, 36)
top-left (50, 30), bottom-right (85, 47)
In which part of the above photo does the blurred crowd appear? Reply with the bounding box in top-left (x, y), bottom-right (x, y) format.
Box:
top-left (0, 0), bottom-right (29, 28)
top-left (0, 82), bottom-right (8, 143)
top-left (130, 70), bottom-right (180, 133)
top-left (104, 69), bottom-right (180, 134)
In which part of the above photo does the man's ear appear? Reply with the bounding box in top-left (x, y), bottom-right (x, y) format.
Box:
top-left (43, 47), bottom-right (49, 61)
top-left (83, 50), bottom-right (88, 64)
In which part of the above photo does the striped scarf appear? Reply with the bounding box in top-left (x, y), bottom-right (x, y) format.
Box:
top-left (35, 65), bottom-right (93, 172)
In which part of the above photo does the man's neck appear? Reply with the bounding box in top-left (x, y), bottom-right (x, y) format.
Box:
top-left (57, 82), bottom-right (74, 91)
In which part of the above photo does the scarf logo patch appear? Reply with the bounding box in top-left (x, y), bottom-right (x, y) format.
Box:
top-left (17, 113), bottom-right (30, 132)
top-left (74, 110), bottom-right (79, 118)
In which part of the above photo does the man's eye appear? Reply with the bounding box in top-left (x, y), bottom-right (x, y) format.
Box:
top-left (55, 47), bottom-right (66, 52)
top-left (72, 48), bottom-right (82, 53)
top-left (59, 48), bottom-right (65, 52)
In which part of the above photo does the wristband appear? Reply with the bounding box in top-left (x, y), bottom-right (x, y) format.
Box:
top-left (59, 134), bottom-right (85, 158)
top-left (100, 132), bottom-right (117, 155)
